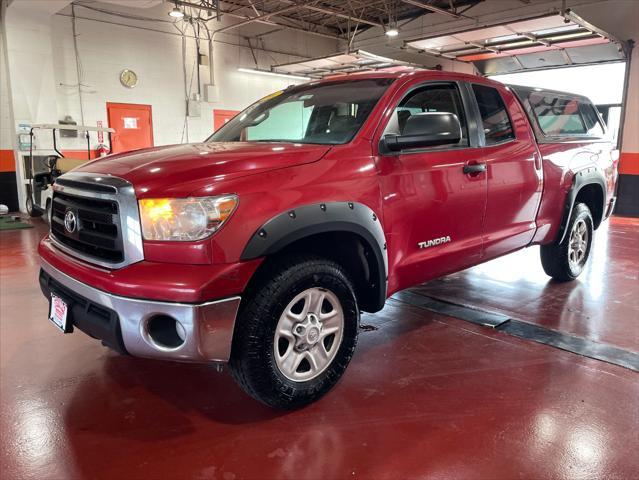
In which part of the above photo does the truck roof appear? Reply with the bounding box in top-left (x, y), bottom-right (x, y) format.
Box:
top-left (313, 68), bottom-right (505, 87)
top-left (311, 68), bottom-right (592, 103)
top-left (505, 83), bottom-right (593, 103)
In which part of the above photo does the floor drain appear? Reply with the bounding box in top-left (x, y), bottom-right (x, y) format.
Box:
top-left (360, 324), bottom-right (378, 332)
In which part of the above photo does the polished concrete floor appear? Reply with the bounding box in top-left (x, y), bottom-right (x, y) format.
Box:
top-left (414, 217), bottom-right (639, 353)
top-left (1, 217), bottom-right (638, 479)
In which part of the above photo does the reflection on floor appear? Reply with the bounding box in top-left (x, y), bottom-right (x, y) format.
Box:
top-left (414, 217), bottom-right (639, 353)
top-left (1, 217), bottom-right (638, 479)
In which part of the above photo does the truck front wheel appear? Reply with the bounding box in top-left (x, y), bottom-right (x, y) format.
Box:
top-left (229, 255), bottom-right (359, 409)
top-left (540, 202), bottom-right (594, 281)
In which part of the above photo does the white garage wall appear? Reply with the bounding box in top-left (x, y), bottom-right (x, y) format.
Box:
top-left (4, 0), bottom-right (638, 211)
top-left (3, 1), bottom-right (337, 151)
top-left (0, 24), bottom-right (12, 154)
top-left (1, 0), bottom-right (338, 209)
top-left (48, 14), bottom-right (332, 148)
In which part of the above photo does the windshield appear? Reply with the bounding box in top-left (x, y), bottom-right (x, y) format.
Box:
top-left (207, 78), bottom-right (394, 145)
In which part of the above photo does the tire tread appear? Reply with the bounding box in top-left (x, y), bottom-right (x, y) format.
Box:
top-left (540, 202), bottom-right (593, 281)
top-left (229, 254), bottom-right (358, 409)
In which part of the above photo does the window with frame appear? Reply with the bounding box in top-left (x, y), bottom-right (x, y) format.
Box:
top-left (527, 93), bottom-right (595, 136)
top-left (579, 103), bottom-right (605, 137)
top-left (384, 83), bottom-right (469, 147)
top-left (528, 93), bottom-right (604, 137)
top-left (208, 78), bottom-right (393, 145)
top-left (472, 84), bottom-right (515, 145)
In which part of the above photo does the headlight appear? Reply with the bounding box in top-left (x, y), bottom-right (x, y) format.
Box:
top-left (138, 195), bottom-right (238, 241)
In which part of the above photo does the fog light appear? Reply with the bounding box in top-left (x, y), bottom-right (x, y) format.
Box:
top-left (176, 320), bottom-right (186, 342)
top-left (146, 315), bottom-right (186, 349)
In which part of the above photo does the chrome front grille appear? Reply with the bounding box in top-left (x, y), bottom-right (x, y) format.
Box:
top-left (51, 192), bottom-right (123, 263)
top-left (49, 172), bottom-right (144, 269)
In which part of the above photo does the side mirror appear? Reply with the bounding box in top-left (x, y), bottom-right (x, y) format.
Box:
top-left (246, 111), bottom-right (269, 127)
top-left (381, 112), bottom-right (462, 152)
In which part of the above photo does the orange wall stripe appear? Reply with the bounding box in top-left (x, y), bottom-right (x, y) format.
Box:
top-left (1, 150), bottom-right (100, 173)
top-left (619, 152), bottom-right (639, 176)
top-left (60, 149), bottom-right (99, 160)
top-left (0, 150), bottom-right (15, 173)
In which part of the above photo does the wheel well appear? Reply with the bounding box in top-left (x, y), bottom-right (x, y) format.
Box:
top-left (246, 231), bottom-right (384, 313)
top-left (575, 183), bottom-right (604, 229)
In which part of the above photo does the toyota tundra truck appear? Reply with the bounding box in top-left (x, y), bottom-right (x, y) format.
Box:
top-left (38, 70), bottom-right (618, 409)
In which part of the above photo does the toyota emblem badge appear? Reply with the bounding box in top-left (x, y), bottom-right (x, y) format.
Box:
top-left (64, 210), bottom-right (77, 233)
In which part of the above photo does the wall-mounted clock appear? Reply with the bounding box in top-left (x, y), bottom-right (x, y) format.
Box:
top-left (120, 69), bottom-right (138, 88)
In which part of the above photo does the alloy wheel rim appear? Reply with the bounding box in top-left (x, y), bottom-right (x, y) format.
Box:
top-left (568, 219), bottom-right (589, 270)
top-left (274, 287), bottom-right (344, 382)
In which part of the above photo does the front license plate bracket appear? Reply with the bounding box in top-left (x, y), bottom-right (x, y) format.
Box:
top-left (49, 294), bottom-right (73, 333)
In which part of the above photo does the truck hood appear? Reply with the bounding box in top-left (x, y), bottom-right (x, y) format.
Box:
top-left (74, 142), bottom-right (332, 197)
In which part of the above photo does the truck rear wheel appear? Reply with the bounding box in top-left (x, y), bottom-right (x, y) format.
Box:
top-left (540, 202), bottom-right (593, 281)
top-left (229, 255), bottom-right (359, 409)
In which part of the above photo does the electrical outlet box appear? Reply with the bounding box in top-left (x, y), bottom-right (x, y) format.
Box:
top-left (204, 84), bottom-right (219, 103)
top-left (187, 100), bottom-right (201, 117)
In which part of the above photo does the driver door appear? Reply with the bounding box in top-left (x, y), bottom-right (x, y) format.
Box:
top-left (377, 81), bottom-right (488, 293)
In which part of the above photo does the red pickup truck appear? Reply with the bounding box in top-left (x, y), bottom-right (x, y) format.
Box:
top-left (39, 71), bottom-right (618, 409)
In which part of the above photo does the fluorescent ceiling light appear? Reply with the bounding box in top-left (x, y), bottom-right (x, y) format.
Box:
top-left (168, 6), bottom-right (184, 18)
top-left (237, 68), bottom-right (311, 81)
top-left (358, 50), bottom-right (396, 63)
top-left (549, 31), bottom-right (592, 41)
top-left (385, 28), bottom-right (399, 37)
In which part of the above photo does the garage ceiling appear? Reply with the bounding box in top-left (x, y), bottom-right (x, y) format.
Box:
top-left (176, 0), bottom-right (482, 39)
top-left (405, 10), bottom-right (627, 75)
top-left (49, 1), bottom-right (628, 78)
top-left (271, 50), bottom-right (419, 78)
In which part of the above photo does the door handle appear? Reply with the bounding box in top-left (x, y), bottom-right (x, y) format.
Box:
top-left (533, 153), bottom-right (542, 170)
top-left (463, 163), bottom-right (487, 175)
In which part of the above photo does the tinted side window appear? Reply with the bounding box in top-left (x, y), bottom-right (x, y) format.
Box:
top-left (528, 93), bottom-right (587, 136)
top-left (579, 103), bottom-right (605, 137)
top-left (472, 84), bottom-right (515, 145)
top-left (384, 83), bottom-right (469, 147)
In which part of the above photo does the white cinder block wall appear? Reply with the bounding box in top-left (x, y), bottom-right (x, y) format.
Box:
top-left (0, 22), bottom-right (12, 153)
top-left (1, 0), bottom-right (338, 209)
top-left (5, 0), bottom-right (636, 212)
top-left (49, 12), bottom-right (337, 148)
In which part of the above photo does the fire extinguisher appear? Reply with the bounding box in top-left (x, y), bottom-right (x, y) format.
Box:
top-left (96, 143), bottom-right (110, 157)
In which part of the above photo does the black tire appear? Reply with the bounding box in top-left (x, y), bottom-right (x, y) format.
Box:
top-left (540, 202), bottom-right (594, 281)
top-left (25, 196), bottom-right (42, 217)
top-left (229, 254), bottom-right (359, 409)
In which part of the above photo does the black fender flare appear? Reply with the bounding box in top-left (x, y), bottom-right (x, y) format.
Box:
top-left (241, 202), bottom-right (388, 310)
top-left (557, 167), bottom-right (607, 244)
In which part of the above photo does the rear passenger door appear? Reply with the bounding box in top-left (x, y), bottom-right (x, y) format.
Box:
top-left (469, 83), bottom-right (543, 260)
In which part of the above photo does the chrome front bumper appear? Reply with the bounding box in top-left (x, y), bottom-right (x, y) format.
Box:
top-left (40, 260), bottom-right (241, 363)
